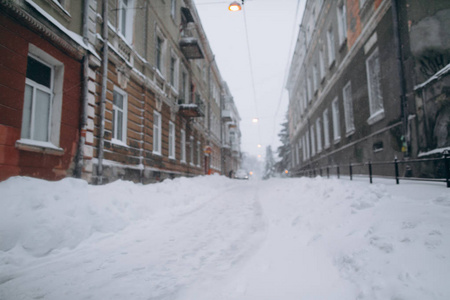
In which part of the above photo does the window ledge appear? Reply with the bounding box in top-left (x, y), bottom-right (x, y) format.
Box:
top-left (345, 129), bottom-right (355, 137)
top-left (153, 151), bottom-right (162, 157)
top-left (367, 110), bottom-right (385, 125)
top-left (111, 138), bottom-right (129, 148)
top-left (16, 139), bottom-right (64, 156)
top-left (333, 137), bottom-right (341, 144)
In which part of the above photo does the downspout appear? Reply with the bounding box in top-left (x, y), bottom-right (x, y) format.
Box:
top-left (220, 90), bottom-right (224, 175)
top-left (74, 0), bottom-right (90, 179)
top-left (391, 0), bottom-right (409, 157)
top-left (97, 0), bottom-right (109, 184)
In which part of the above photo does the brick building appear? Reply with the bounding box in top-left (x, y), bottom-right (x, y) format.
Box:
top-left (0, 0), bottom-right (242, 183)
top-left (286, 0), bottom-right (450, 178)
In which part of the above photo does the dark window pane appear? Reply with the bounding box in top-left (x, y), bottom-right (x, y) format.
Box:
top-left (26, 56), bottom-right (51, 88)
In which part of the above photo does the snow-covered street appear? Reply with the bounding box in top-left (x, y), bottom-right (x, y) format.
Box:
top-left (1, 176), bottom-right (450, 300)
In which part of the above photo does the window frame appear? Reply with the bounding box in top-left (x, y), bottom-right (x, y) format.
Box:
top-left (112, 86), bottom-right (128, 145)
top-left (337, 3), bottom-right (347, 46)
top-left (180, 129), bottom-right (186, 163)
top-left (153, 111), bottom-right (162, 155)
top-left (196, 141), bottom-right (201, 167)
top-left (18, 44), bottom-right (64, 153)
top-left (118, 0), bottom-right (134, 43)
top-left (332, 97), bottom-right (341, 143)
top-left (316, 118), bottom-right (322, 153)
top-left (189, 136), bottom-right (194, 166)
top-left (310, 125), bottom-right (316, 157)
top-left (323, 108), bottom-right (330, 149)
top-left (327, 27), bottom-right (336, 67)
top-left (168, 121), bottom-right (175, 159)
top-left (343, 81), bottom-right (355, 135)
top-left (365, 48), bottom-right (385, 125)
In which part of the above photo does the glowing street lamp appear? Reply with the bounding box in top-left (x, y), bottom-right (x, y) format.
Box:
top-left (252, 118), bottom-right (259, 123)
top-left (228, 1), bottom-right (242, 11)
top-left (257, 144), bottom-right (262, 148)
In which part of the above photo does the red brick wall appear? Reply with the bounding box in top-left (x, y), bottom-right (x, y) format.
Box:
top-left (0, 13), bottom-right (82, 181)
top-left (347, 0), bottom-right (362, 48)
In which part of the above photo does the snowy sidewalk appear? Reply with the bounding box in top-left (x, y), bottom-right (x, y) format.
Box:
top-left (1, 176), bottom-right (449, 300)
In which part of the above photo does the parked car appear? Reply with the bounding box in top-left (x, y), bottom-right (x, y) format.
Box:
top-left (235, 169), bottom-right (249, 180)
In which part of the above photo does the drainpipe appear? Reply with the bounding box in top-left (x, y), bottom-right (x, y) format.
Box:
top-left (97, 0), bottom-right (109, 184)
top-left (74, 0), bottom-right (90, 178)
top-left (391, 0), bottom-right (409, 157)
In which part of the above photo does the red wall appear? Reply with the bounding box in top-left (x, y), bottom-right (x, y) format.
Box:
top-left (0, 12), bottom-right (82, 181)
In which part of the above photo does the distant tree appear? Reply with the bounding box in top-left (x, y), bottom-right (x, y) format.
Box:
top-left (263, 146), bottom-right (276, 180)
top-left (275, 116), bottom-right (291, 173)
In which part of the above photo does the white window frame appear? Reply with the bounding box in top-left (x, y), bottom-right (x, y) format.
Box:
top-left (18, 44), bottom-right (64, 151)
top-left (118, 0), bottom-right (134, 43)
top-left (305, 131), bottom-right (310, 159)
top-left (323, 108), bottom-right (330, 149)
top-left (169, 51), bottom-right (178, 90)
top-left (189, 136), bottom-right (194, 166)
top-left (332, 97), bottom-right (341, 143)
top-left (180, 129), bottom-right (186, 163)
top-left (319, 48), bottom-right (326, 80)
top-left (156, 34), bottom-right (165, 75)
top-left (327, 27), bottom-right (335, 66)
top-left (310, 125), bottom-right (316, 157)
top-left (337, 3), bottom-right (347, 46)
top-left (169, 121), bottom-right (175, 159)
top-left (307, 76), bottom-right (312, 102)
top-left (112, 86), bottom-right (128, 145)
top-left (316, 118), bottom-right (322, 153)
top-left (343, 81), bottom-right (355, 135)
top-left (196, 141), bottom-right (201, 167)
top-left (313, 64), bottom-right (318, 92)
top-left (171, 0), bottom-right (176, 19)
top-left (365, 48), bottom-right (385, 125)
top-left (153, 111), bottom-right (162, 155)
top-left (302, 135), bottom-right (307, 160)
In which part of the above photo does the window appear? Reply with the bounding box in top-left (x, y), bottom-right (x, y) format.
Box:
top-left (171, 0), bottom-right (176, 19)
top-left (181, 71), bottom-right (188, 103)
top-left (153, 111), bottom-right (162, 155)
top-left (302, 136), bottom-right (307, 160)
top-left (327, 27), bottom-right (335, 66)
top-left (118, 0), bottom-right (133, 42)
top-left (156, 36), bottom-right (164, 73)
top-left (343, 81), bottom-right (355, 134)
top-left (189, 136), bottom-right (194, 165)
top-left (323, 109), bottom-right (330, 149)
top-left (366, 48), bottom-right (384, 124)
top-left (310, 125), bottom-right (316, 156)
top-left (170, 53), bottom-right (178, 89)
top-left (319, 48), bottom-right (325, 80)
top-left (316, 118), bottom-right (322, 153)
top-left (313, 64), bottom-right (318, 92)
top-left (360, 0), bottom-right (367, 8)
top-left (169, 121), bottom-right (175, 159)
top-left (112, 87), bottom-right (128, 144)
top-left (197, 141), bottom-right (201, 167)
top-left (180, 129), bottom-right (186, 162)
top-left (307, 76), bottom-right (312, 102)
top-left (337, 3), bottom-right (347, 45)
top-left (305, 131), bottom-right (310, 159)
top-left (20, 45), bottom-right (64, 150)
top-left (332, 98), bottom-right (341, 142)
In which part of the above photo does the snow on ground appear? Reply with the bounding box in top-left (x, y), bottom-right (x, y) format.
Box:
top-left (0, 175), bottom-right (449, 300)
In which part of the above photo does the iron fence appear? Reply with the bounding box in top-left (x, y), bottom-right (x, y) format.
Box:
top-left (292, 151), bottom-right (450, 188)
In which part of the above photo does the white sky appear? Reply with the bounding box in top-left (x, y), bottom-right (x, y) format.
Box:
top-left (192, 0), bottom-right (306, 159)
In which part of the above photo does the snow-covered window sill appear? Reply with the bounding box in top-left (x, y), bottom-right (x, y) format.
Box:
top-left (345, 129), bottom-right (355, 138)
top-left (153, 151), bottom-right (162, 157)
top-left (367, 110), bottom-right (385, 125)
top-left (111, 138), bottom-right (129, 148)
top-left (16, 139), bottom-right (64, 156)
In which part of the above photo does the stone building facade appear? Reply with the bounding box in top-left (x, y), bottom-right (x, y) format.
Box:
top-left (286, 0), bottom-right (450, 178)
top-left (0, 0), bottom-right (241, 183)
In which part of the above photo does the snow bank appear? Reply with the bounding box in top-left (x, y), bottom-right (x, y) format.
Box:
top-left (0, 175), bottom-right (228, 257)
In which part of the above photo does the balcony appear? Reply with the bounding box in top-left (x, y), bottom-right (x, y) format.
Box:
top-left (222, 109), bottom-right (232, 122)
top-left (178, 99), bottom-right (205, 118)
top-left (180, 24), bottom-right (204, 60)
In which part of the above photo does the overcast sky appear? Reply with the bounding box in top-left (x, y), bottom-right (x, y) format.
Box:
top-left (192, 0), bottom-right (306, 160)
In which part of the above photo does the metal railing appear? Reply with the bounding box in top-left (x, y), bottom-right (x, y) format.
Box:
top-left (292, 151), bottom-right (450, 188)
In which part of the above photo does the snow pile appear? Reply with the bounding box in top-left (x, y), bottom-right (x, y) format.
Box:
top-left (1, 175), bottom-right (449, 300)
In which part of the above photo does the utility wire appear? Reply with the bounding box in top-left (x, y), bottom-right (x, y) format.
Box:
top-left (242, 5), bottom-right (262, 145)
top-left (271, 0), bottom-right (303, 144)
